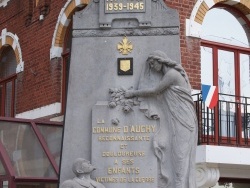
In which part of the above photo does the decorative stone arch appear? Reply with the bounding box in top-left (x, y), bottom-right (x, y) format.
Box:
top-left (186, 0), bottom-right (250, 38)
top-left (50, 0), bottom-right (90, 59)
top-left (0, 28), bottom-right (24, 73)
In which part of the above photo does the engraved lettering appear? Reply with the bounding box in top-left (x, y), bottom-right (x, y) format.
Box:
top-left (123, 126), bottom-right (129, 133)
top-left (120, 143), bottom-right (128, 149)
top-left (139, 2), bottom-right (144, 10)
top-left (98, 135), bottom-right (150, 142)
top-left (102, 151), bottom-right (145, 157)
top-left (118, 3), bottom-right (123, 10)
top-left (122, 159), bottom-right (134, 165)
top-left (127, 177), bottom-right (154, 183)
top-left (134, 2), bottom-right (139, 10)
top-left (95, 177), bottom-right (119, 183)
top-left (114, 3), bottom-right (118, 11)
top-left (105, 0), bottom-right (145, 13)
top-left (108, 3), bottom-right (113, 11)
top-left (124, 125), bottom-right (156, 133)
top-left (107, 167), bottom-right (140, 175)
top-left (93, 126), bottom-right (121, 134)
top-left (120, 177), bottom-right (127, 183)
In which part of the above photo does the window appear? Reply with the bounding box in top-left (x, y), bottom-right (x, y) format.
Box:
top-left (0, 118), bottom-right (63, 188)
top-left (0, 46), bottom-right (17, 117)
top-left (200, 7), bottom-right (250, 145)
top-left (61, 21), bottom-right (72, 115)
top-left (201, 8), bottom-right (250, 97)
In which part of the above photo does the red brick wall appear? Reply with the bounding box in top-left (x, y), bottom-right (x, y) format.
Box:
top-left (164, 0), bottom-right (201, 90)
top-left (0, 0), bottom-right (66, 114)
top-left (0, 0), bottom-right (201, 116)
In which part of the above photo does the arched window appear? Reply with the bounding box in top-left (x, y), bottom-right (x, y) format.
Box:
top-left (201, 8), bottom-right (250, 99)
top-left (0, 46), bottom-right (17, 117)
top-left (61, 21), bottom-right (72, 115)
top-left (200, 7), bottom-right (250, 145)
top-left (60, 6), bottom-right (84, 115)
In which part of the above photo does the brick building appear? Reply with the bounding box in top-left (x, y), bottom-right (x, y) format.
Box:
top-left (0, 0), bottom-right (249, 187)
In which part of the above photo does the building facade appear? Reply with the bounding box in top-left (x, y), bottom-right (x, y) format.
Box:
top-left (0, 0), bottom-right (249, 187)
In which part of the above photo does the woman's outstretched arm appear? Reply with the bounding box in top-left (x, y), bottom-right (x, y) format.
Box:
top-left (125, 69), bottom-right (176, 98)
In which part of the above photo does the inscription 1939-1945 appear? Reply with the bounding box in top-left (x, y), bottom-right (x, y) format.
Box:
top-left (105, 0), bottom-right (146, 13)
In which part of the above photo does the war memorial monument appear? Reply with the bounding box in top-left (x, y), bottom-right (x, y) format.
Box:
top-left (60, 0), bottom-right (198, 187)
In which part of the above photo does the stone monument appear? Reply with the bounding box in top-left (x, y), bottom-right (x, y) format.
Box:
top-left (60, 0), bottom-right (197, 188)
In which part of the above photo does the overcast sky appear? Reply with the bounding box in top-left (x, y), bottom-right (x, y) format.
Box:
top-left (201, 8), bottom-right (249, 47)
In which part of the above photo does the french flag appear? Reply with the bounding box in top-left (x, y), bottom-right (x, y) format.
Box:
top-left (202, 84), bottom-right (218, 109)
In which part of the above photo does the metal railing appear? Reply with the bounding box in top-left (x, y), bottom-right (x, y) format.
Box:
top-left (193, 93), bottom-right (250, 147)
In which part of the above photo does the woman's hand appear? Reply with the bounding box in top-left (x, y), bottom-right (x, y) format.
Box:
top-left (124, 90), bottom-right (136, 98)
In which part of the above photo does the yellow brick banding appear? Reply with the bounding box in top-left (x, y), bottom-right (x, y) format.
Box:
top-left (199, 7), bottom-right (206, 15)
top-left (14, 48), bottom-right (20, 64)
top-left (82, 0), bottom-right (90, 4)
top-left (0, 38), bottom-right (20, 64)
top-left (234, 3), bottom-right (250, 15)
top-left (6, 36), bottom-right (14, 46)
top-left (54, 0), bottom-right (90, 48)
top-left (55, 23), bottom-right (64, 47)
top-left (195, 1), bottom-right (209, 24)
top-left (193, 0), bottom-right (250, 26)
top-left (64, 1), bottom-right (76, 18)
top-left (241, 0), bottom-right (250, 7)
top-left (214, 0), bottom-right (226, 3)
top-left (200, 2), bottom-right (209, 13)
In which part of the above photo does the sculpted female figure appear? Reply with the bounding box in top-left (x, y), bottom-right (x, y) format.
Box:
top-left (125, 50), bottom-right (197, 188)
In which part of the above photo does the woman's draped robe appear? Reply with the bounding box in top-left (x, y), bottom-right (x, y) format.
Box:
top-left (137, 63), bottom-right (197, 188)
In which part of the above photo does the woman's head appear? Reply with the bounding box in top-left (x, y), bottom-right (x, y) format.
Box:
top-left (147, 50), bottom-right (190, 84)
top-left (148, 57), bottom-right (163, 72)
top-left (147, 50), bottom-right (178, 69)
top-left (148, 50), bottom-right (168, 61)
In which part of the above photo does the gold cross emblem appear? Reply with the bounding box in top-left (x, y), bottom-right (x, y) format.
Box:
top-left (117, 36), bottom-right (133, 55)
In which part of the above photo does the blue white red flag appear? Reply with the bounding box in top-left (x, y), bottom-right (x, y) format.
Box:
top-left (202, 84), bottom-right (218, 109)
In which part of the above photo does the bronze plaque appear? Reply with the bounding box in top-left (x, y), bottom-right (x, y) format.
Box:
top-left (118, 58), bottom-right (133, 75)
